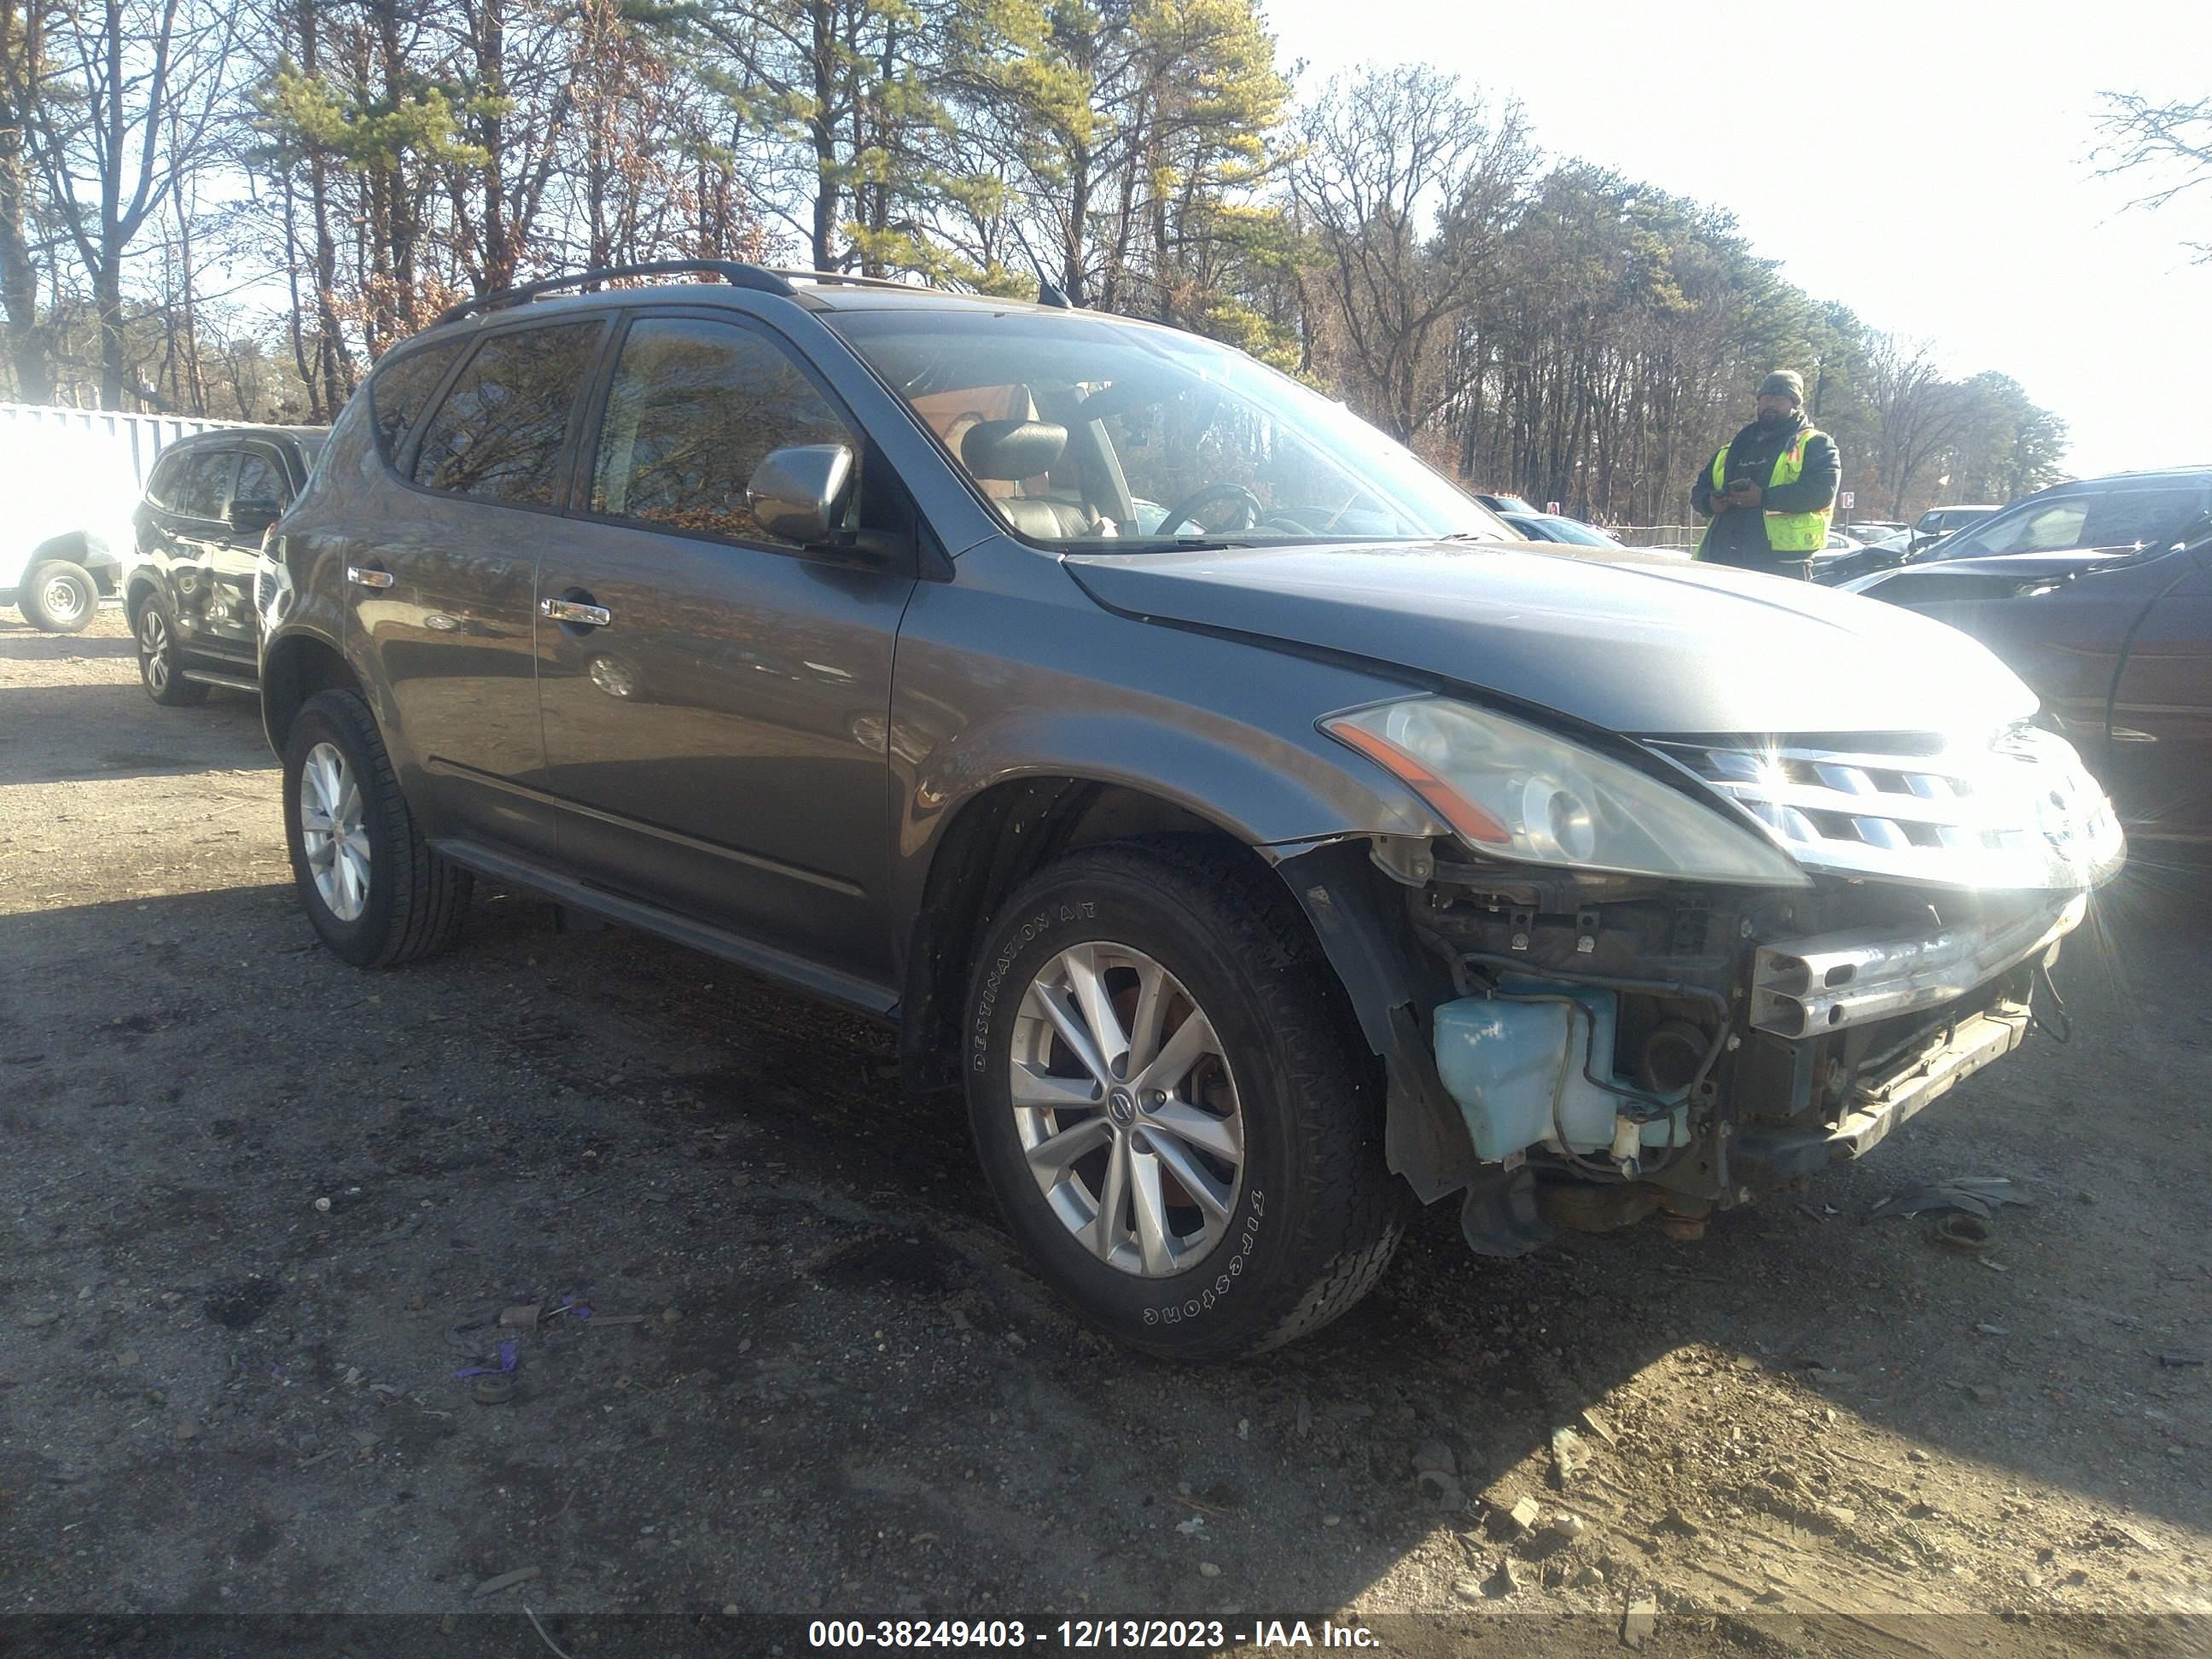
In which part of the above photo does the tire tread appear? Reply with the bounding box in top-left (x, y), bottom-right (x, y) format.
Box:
top-left (292, 690), bottom-right (471, 967)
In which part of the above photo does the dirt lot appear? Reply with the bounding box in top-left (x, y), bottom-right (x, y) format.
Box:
top-left (3, 608), bottom-right (2209, 1654)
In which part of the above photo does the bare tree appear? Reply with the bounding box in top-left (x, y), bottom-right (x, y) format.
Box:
top-left (0, 0), bottom-right (59, 399)
top-left (2095, 90), bottom-right (2212, 261)
top-left (1861, 334), bottom-right (1970, 518)
top-left (1291, 65), bottom-right (1533, 444)
top-left (4, 0), bottom-right (236, 406)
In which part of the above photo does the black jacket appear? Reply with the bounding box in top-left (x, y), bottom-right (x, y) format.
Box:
top-left (1689, 416), bottom-right (1841, 562)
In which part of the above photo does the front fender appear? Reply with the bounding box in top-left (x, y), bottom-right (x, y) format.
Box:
top-left (887, 541), bottom-right (1449, 923)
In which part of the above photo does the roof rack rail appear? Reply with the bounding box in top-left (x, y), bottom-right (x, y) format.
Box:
top-left (431, 260), bottom-right (796, 328)
top-left (763, 268), bottom-right (934, 294)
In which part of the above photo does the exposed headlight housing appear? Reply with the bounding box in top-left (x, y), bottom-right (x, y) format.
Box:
top-left (1322, 697), bottom-right (1811, 888)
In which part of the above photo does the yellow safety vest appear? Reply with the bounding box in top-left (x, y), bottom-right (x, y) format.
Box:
top-left (1699, 428), bottom-right (1831, 555)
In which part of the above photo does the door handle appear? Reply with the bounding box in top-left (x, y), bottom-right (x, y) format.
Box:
top-left (540, 597), bottom-right (613, 628)
top-left (346, 565), bottom-right (395, 590)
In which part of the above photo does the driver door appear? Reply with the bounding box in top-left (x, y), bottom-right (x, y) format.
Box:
top-left (533, 311), bottom-right (920, 995)
top-left (2104, 552), bottom-right (2212, 849)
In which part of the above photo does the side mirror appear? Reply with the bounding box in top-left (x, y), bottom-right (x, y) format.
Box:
top-left (747, 445), bottom-right (854, 547)
top-left (229, 499), bottom-right (282, 538)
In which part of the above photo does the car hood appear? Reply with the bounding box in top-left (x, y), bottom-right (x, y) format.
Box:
top-left (1064, 538), bottom-right (2038, 736)
top-left (1860, 549), bottom-right (2153, 602)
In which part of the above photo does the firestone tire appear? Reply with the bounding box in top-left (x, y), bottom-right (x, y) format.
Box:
top-left (282, 689), bottom-right (472, 969)
top-left (21, 560), bottom-right (97, 633)
top-left (963, 838), bottom-right (1408, 1361)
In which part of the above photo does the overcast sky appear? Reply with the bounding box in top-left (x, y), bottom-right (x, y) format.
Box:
top-left (1266, 0), bottom-right (2212, 480)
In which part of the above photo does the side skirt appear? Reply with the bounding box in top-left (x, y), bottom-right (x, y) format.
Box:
top-left (434, 836), bottom-right (902, 1023)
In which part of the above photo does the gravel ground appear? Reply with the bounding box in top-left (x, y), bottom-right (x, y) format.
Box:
top-left (3, 608), bottom-right (2209, 1655)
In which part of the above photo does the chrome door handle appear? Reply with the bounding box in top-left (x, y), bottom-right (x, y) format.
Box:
top-left (540, 597), bottom-right (613, 627)
top-left (346, 565), bottom-right (395, 590)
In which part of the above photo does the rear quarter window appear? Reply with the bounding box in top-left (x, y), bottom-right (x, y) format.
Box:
top-left (369, 341), bottom-right (464, 464)
top-left (143, 449), bottom-right (187, 509)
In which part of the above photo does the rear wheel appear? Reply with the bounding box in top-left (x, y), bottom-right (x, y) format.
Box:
top-left (282, 689), bottom-right (472, 967)
top-left (136, 597), bottom-right (209, 706)
top-left (21, 560), bottom-right (96, 632)
top-left (963, 839), bottom-right (1407, 1360)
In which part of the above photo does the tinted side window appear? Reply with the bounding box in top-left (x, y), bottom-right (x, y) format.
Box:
top-left (1942, 498), bottom-right (2080, 559)
top-left (589, 317), bottom-right (855, 547)
top-left (144, 449), bottom-right (186, 509)
top-left (370, 341), bottom-right (463, 463)
top-left (176, 451), bottom-right (236, 519)
top-left (412, 322), bottom-right (604, 505)
top-left (233, 451), bottom-right (287, 513)
top-left (2080, 487), bottom-right (2210, 550)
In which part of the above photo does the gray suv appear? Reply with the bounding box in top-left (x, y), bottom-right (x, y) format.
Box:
top-left (258, 262), bottom-right (2124, 1359)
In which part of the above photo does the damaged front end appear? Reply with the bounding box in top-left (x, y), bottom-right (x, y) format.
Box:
top-left (1290, 705), bottom-right (2124, 1256)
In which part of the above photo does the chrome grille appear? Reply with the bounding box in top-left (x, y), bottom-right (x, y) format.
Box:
top-left (1646, 724), bottom-right (2124, 890)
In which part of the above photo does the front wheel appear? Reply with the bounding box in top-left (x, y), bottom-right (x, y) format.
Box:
top-left (282, 689), bottom-right (473, 968)
top-left (21, 560), bottom-right (96, 632)
top-left (963, 840), bottom-right (1407, 1360)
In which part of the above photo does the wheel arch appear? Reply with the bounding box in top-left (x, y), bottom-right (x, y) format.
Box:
top-left (261, 629), bottom-right (364, 758)
top-left (898, 777), bottom-right (1476, 1213)
top-left (897, 777), bottom-right (1284, 1097)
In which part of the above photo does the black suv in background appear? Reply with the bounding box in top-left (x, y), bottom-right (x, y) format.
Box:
top-left (1895, 468), bottom-right (2212, 568)
top-left (256, 262), bottom-right (2121, 1359)
top-left (129, 427), bottom-right (326, 705)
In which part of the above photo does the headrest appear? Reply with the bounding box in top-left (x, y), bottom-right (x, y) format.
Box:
top-left (963, 418), bottom-right (1067, 480)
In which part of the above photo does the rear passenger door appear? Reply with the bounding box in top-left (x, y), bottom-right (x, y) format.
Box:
top-left (533, 311), bottom-right (919, 997)
top-left (163, 448), bottom-right (240, 652)
top-left (197, 445), bottom-right (290, 662)
top-left (361, 317), bottom-right (609, 860)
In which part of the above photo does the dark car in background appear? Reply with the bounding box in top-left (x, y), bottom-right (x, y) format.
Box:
top-left (254, 261), bottom-right (2120, 1359)
top-left (1473, 491), bottom-right (1539, 515)
top-left (1901, 469), bottom-right (2212, 569)
top-left (128, 426), bottom-right (326, 705)
top-left (1846, 492), bottom-right (2212, 854)
top-left (1499, 510), bottom-right (1628, 549)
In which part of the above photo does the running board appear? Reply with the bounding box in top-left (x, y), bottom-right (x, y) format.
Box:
top-left (181, 668), bottom-right (259, 693)
top-left (433, 837), bottom-right (902, 1022)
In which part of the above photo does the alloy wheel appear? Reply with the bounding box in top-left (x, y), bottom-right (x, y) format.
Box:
top-left (139, 610), bottom-right (171, 695)
top-left (299, 741), bottom-right (370, 922)
top-left (1009, 942), bottom-right (1245, 1278)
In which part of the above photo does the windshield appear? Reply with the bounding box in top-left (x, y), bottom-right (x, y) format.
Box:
top-left (826, 308), bottom-right (1511, 549)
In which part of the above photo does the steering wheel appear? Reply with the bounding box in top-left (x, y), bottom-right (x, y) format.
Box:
top-left (1155, 483), bottom-right (1264, 538)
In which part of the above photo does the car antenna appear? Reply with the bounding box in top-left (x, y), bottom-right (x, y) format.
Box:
top-left (1008, 222), bottom-right (1074, 309)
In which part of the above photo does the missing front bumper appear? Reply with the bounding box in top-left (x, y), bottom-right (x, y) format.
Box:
top-left (1749, 894), bottom-right (2085, 1038)
top-left (1730, 1002), bottom-right (2032, 1184)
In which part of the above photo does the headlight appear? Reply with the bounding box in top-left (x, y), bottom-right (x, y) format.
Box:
top-left (1322, 697), bottom-right (1809, 887)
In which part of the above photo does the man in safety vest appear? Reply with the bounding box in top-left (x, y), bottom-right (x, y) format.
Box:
top-left (1690, 370), bottom-right (1840, 579)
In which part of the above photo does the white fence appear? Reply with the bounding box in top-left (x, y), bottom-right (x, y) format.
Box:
top-left (0, 400), bottom-right (250, 495)
top-left (0, 402), bottom-right (257, 592)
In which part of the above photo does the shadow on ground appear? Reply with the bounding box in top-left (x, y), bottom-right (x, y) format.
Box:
top-left (1, 862), bottom-right (2205, 1636)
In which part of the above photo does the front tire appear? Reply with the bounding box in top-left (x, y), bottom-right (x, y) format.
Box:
top-left (22, 560), bottom-right (96, 632)
top-left (136, 597), bottom-right (209, 706)
top-left (963, 839), bottom-right (1407, 1360)
top-left (282, 689), bottom-right (472, 968)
